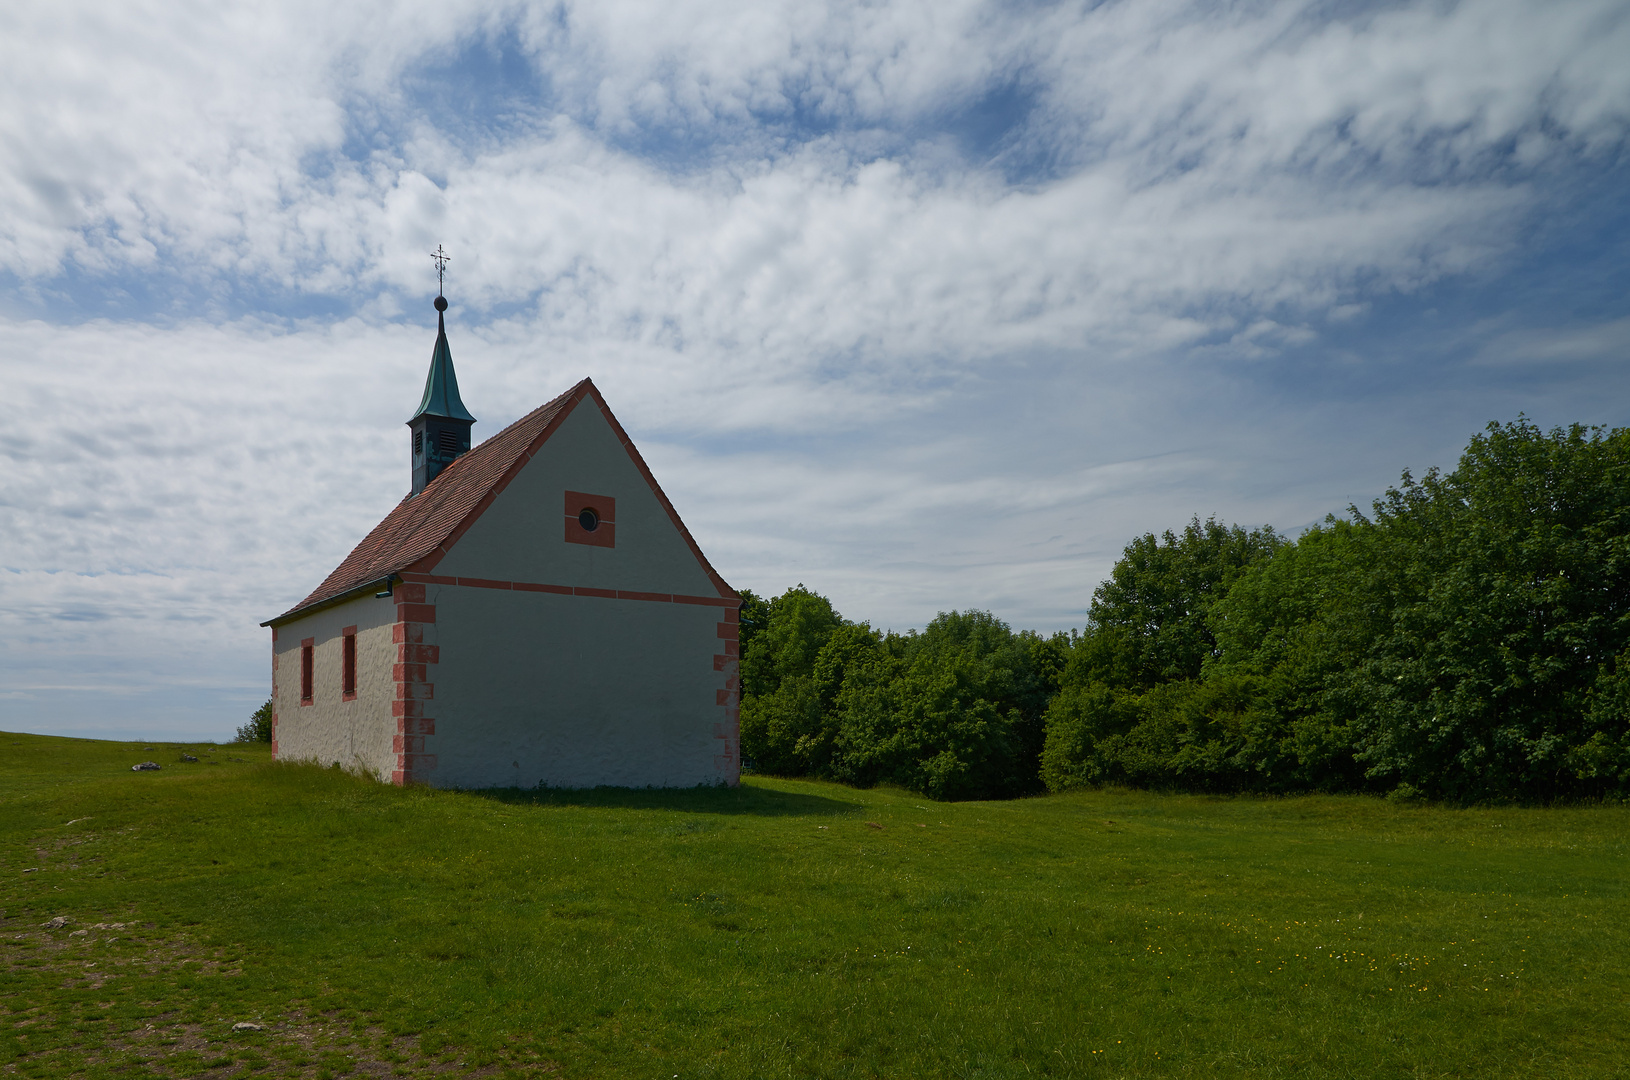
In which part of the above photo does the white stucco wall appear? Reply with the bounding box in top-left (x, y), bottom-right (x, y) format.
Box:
top-left (421, 584), bottom-right (732, 789)
top-left (271, 592), bottom-right (397, 780)
top-left (432, 397), bottom-right (720, 597)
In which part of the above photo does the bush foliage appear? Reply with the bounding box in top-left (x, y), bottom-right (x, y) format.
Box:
top-left (739, 587), bottom-right (1067, 800)
top-left (236, 698), bottom-right (273, 743)
top-left (741, 419), bottom-right (1630, 802)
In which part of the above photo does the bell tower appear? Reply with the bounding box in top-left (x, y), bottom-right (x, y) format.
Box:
top-left (408, 248), bottom-right (476, 494)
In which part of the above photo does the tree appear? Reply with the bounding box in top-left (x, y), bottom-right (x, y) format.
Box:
top-left (739, 593), bottom-right (1067, 798)
top-left (1072, 517), bottom-right (1284, 690)
top-left (746, 421), bottom-right (1630, 802)
top-left (1202, 519), bottom-right (1383, 791)
top-left (739, 586), bottom-right (845, 774)
top-left (739, 586), bottom-right (843, 700)
top-left (1341, 419), bottom-right (1630, 801)
top-left (236, 699), bottom-right (273, 743)
top-left (736, 589), bottom-right (770, 674)
top-left (829, 611), bottom-right (1054, 799)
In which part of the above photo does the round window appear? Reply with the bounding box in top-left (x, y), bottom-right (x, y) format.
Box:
top-left (578, 508), bottom-right (600, 532)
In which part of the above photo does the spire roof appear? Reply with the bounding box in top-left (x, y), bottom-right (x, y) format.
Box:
top-left (410, 303), bottom-right (476, 423)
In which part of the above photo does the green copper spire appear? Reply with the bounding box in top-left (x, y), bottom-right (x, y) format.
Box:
top-left (410, 302), bottom-right (476, 423)
top-left (407, 285), bottom-right (477, 495)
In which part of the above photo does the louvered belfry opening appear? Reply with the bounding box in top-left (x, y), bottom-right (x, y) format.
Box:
top-left (407, 294), bottom-right (476, 494)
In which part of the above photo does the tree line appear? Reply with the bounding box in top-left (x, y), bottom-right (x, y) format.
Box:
top-left (740, 419), bottom-right (1630, 803)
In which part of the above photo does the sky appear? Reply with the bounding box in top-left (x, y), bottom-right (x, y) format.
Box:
top-left (2, 0), bottom-right (1628, 742)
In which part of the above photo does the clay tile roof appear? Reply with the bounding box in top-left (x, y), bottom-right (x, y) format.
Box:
top-left (266, 378), bottom-right (589, 624)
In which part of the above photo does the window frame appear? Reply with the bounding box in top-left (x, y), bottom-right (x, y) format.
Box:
top-left (564, 490), bottom-right (616, 548)
top-left (299, 638), bottom-right (315, 705)
top-left (341, 626), bottom-right (358, 701)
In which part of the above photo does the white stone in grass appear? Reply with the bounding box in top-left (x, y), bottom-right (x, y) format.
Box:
top-left (42, 916), bottom-right (69, 929)
top-left (132, 762), bottom-right (160, 771)
top-left (232, 1022), bottom-right (263, 1032)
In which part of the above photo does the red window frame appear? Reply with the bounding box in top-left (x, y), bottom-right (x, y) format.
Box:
top-left (341, 627), bottom-right (358, 700)
top-left (300, 638), bottom-right (315, 705)
top-left (564, 490), bottom-right (616, 548)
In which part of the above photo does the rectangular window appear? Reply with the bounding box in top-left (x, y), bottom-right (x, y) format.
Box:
top-left (437, 428), bottom-right (462, 455)
top-left (300, 640), bottom-right (314, 704)
top-left (342, 629), bottom-right (357, 699)
top-left (413, 430), bottom-right (423, 456)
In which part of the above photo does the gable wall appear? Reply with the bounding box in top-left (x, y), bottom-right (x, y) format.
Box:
top-left (431, 398), bottom-right (721, 597)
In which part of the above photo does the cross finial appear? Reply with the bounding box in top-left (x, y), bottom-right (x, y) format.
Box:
top-left (431, 245), bottom-right (450, 297)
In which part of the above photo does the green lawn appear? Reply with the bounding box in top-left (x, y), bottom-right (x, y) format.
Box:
top-left (1, 731), bottom-right (1626, 1079)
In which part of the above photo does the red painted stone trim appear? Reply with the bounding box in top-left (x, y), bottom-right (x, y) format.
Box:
top-left (673, 593), bottom-right (732, 607)
top-left (564, 490), bottom-right (616, 521)
top-left (455, 577), bottom-right (511, 591)
top-left (714, 607), bottom-right (741, 782)
top-left (564, 490), bottom-right (616, 548)
top-left (391, 585), bottom-right (438, 786)
top-left (397, 572), bottom-right (735, 606)
top-left (566, 520), bottom-right (616, 547)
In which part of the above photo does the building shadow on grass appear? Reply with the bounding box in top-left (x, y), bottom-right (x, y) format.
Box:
top-left (461, 781), bottom-right (864, 817)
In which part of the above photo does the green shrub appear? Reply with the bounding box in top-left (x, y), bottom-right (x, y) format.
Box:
top-left (755, 419), bottom-right (1630, 802)
top-left (236, 699), bottom-right (273, 743)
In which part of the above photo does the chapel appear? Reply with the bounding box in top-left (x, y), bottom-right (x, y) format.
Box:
top-left (261, 294), bottom-right (740, 788)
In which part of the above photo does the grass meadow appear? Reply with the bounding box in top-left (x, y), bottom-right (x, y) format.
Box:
top-left (0, 731), bottom-right (1626, 1079)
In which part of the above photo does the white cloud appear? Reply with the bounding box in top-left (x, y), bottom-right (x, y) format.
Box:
top-left (5, 0), bottom-right (1624, 304)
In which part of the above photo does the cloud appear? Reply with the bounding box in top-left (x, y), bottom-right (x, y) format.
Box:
top-left (5, 0), bottom-right (1625, 310)
top-left (1, 0), bottom-right (1627, 738)
top-left (1471, 316), bottom-right (1630, 366)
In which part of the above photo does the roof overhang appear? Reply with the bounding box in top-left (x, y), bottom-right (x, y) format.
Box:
top-left (260, 574), bottom-right (397, 629)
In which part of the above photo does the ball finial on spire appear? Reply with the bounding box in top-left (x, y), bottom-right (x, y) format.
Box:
top-left (434, 295), bottom-right (448, 312)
